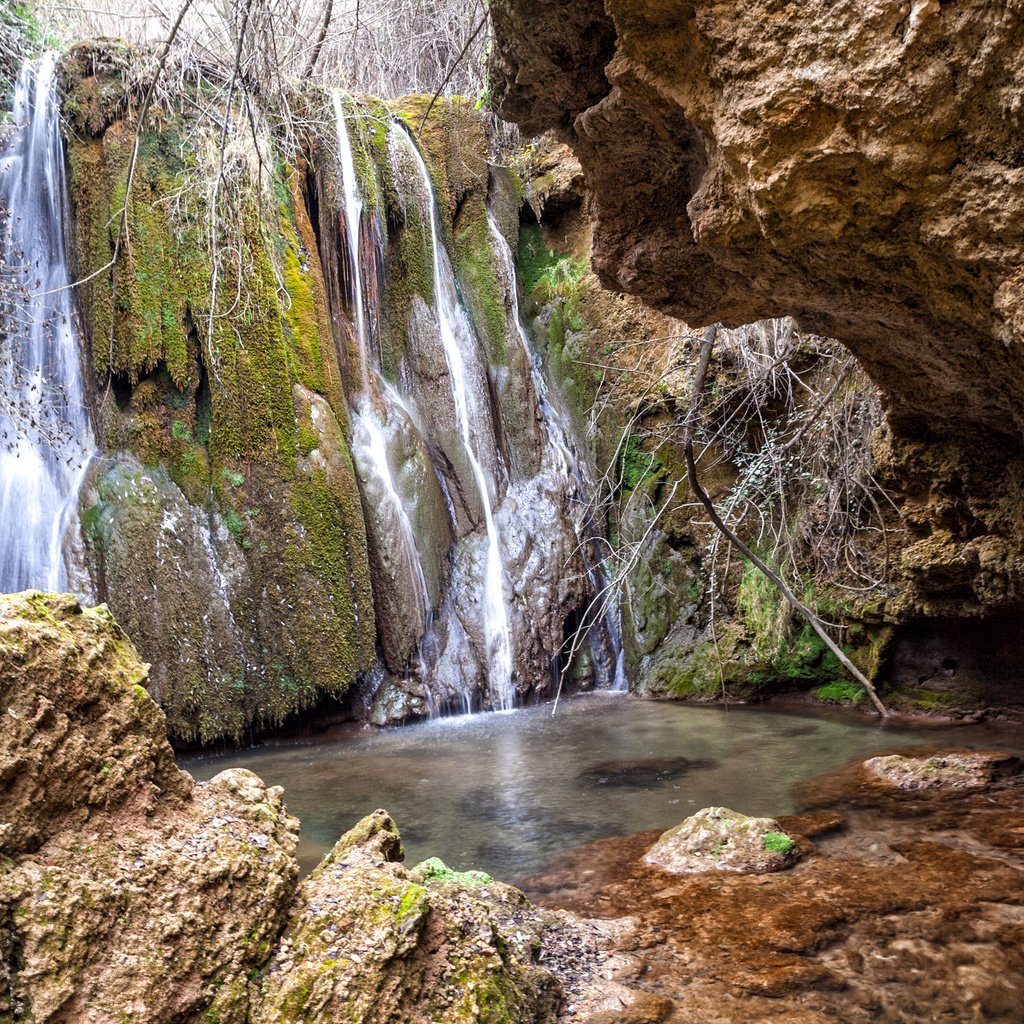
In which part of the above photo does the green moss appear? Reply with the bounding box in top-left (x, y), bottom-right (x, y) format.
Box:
top-left (222, 509), bottom-right (248, 548)
top-left (453, 199), bottom-right (507, 364)
top-left (619, 430), bottom-right (663, 492)
top-left (813, 680), bottom-right (867, 705)
top-left (412, 857), bottom-right (493, 887)
top-left (762, 831), bottom-right (794, 854)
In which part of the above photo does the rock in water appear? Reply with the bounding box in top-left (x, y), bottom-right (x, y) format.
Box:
top-left (254, 810), bottom-right (562, 1024)
top-left (643, 807), bottom-right (799, 875)
top-left (865, 751), bottom-right (1022, 791)
top-left (0, 593), bottom-right (566, 1022)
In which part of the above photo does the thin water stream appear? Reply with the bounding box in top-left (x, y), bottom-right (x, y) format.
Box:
top-left (0, 54), bottom-right (93, 593)
top-left (185, 696), bottom-right (1024, 881)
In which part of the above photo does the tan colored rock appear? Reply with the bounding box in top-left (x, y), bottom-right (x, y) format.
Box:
top-left (643, 807), bottom-right (799, 875)
top-left (491, 0), bottom-right (1024, 438)
top-left (0, 592), bottom-right (190, 855)
top-left (0, 594), bottom-right (572, 1022)
top-left (253, 811), bottom-right (562, 1023)
top-left (865, 751), bottom-right (1022, 791)
top-left (490, 0), bottom-right (1024, 619)
top-left (0, 593), bottom-right (300, 1022)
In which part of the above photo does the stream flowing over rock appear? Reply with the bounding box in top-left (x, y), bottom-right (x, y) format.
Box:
top-left (0, 593), bottom-right (574, 1023)
top-left (0, 46), bottom-right (626, 743)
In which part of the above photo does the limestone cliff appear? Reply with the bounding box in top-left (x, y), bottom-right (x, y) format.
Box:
top-left (490, 0), bottom-right (1024, 699)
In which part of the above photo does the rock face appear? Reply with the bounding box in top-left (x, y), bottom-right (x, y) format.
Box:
top-left (643, 807), bottom-right (799, 875)
top-left (0, 593), bottom-right (301, 1022)
top-left (55, 47), bottom-right (600, 737)
top-left (0, 594), bottom-right (568, 1022)
top-left (63, 45), bottom-right (376, 744)
top-left (491, 0), bottom-right (1024, 437)
top-left (490, 0), bottom-right (1024, 621)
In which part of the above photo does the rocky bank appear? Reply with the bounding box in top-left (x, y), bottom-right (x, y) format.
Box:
top-left (0, 592), bottom-right (596, 1023)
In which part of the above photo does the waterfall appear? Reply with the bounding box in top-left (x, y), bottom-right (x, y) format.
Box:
top-left (398, 132), bottom-right (515, 711)
top-left (329, 100), bottom-right (614, 717)
top-left (487, 214), bottom-right (627, 692)
top-left (331, 91), bottom-right (372, 394)
top-left (332, 95), bottom-right (436, 696)
top-left (0, 54), bottom-right (93, 595)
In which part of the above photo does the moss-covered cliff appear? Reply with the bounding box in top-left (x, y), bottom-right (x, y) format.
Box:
top-left (61, 45), bottom-right (375, 743)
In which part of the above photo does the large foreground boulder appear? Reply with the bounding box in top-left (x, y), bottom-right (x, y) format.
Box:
top-left (254, 811), bottom-right (561, 1024)
top-left (0, 594), bottom-right (566, 1022)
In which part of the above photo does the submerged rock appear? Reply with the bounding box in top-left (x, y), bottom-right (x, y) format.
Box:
top-left (643, 806), bottom-right (799, 875)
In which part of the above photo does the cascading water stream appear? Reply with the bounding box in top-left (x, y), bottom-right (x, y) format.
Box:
top-left (352, 408), bottom-right (430, 621)
top-left (0, 54), bottom-right (93, 594)
top-left (400, 132), bottom-right (515, 711)
top-left (485, 216), bottom-right (626, 696)
top-left (487, 214), bottom-right (627, 691)
top-left (331, 91), bottom-right (371, 394)
top-left (332, 95), bottom-right (434, 678)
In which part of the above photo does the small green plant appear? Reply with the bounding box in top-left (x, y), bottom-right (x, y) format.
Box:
top-left (813, 680), bottom-right (866, 705)
top-left (222, 509), bottom-right (247, 547)
top-left (762, 831), bottom-right (794, 855)
top-left (619, 430), bottom-right (662, 491)
top-left (171, 418), bottom-right (192, 442)
top-left (412, 856), bottom-right (492, 887)
top-left (221, 468), bottom-right (245, 488)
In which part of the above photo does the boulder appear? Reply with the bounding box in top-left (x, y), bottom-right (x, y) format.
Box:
top-left (253, 811), bottom-right (562, 1024)
top-left (865, 751), bottom-right (1022, 791)
top-left (0, 593), bottom-right (300, 1022)
top-left (643, 807), bottom-right (799, 875)
top-left (0, 593), bottom-right (569, 1023)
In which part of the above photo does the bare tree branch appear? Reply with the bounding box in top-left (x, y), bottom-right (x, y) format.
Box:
top-left (683, 326), bottom-right (890, 717)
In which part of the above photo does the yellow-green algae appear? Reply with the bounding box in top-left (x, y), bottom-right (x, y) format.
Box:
top-left (63, 48), bottom-right (374, 743)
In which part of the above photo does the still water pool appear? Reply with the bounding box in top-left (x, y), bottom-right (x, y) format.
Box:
top-left (184, 694), bottom-right (1024, 880)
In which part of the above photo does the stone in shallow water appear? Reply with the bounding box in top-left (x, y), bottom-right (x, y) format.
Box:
top-left (864, 751), bottom-right (1022, 791)
top-left (579, 756), bottom-right (717, 788)
top-left (643, 806), bottom-right (799, 875)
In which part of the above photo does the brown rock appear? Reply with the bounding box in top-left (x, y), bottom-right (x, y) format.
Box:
top-left (491, 0), bottom-right (1024, 440)
top-left (0, 592), bottom-right (190, 855)
top-left (0, 594), bottom-right (574, 1023)
top-left (865, 751), bottom-right (1022, 791)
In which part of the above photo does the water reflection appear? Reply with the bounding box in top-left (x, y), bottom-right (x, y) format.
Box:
top-left (183, 695), bottom-right (1024, 880)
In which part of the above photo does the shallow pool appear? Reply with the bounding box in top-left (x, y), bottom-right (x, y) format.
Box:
top-left (183, 695), bottom-right (1024, 880)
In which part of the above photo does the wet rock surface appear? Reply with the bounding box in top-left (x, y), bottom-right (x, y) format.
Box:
top-left (520, 747), bottom-right (1024, 1023)
top-left (865, 750), bottom-right (1022, 791)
